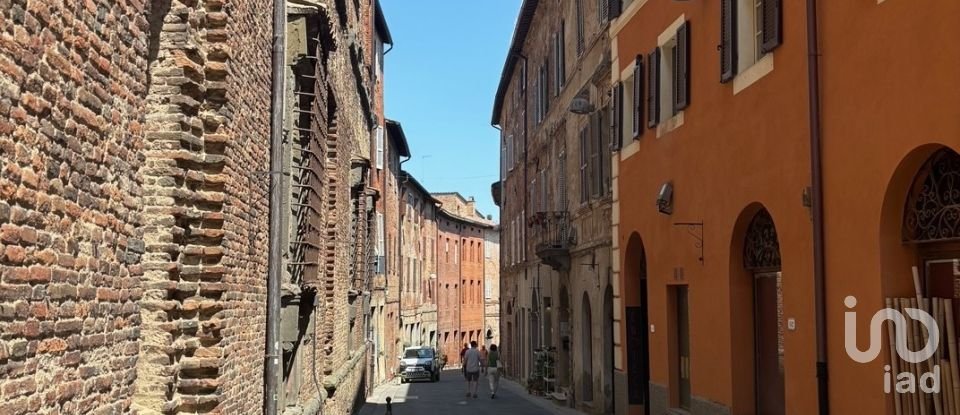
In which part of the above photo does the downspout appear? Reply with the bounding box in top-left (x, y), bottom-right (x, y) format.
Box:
top-left (458, 222), bottom-right (463, 362)
top-left (806, 0), bottom-right (828, 413)
top-left (434, 201), bottom-right (442, 351)
top-left (264, 0), bottom-right (286, 412)
top-left (398, 156), bottom-right (411, 347)
top-left (517, 52), bottom-right (530, 379)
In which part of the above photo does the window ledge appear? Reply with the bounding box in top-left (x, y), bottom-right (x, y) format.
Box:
top-left (733, 53), bottom-right (774, 95)
top-left (620, 139), bottom-right (641, 161)
top-left (656, 111), bottom-right (685, 138)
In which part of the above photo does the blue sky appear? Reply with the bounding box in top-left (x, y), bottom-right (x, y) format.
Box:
top-left (380, 0), bottom-right (521, 223)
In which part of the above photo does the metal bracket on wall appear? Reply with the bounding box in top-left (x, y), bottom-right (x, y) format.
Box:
top-left (673, 221), bottom-right (704, 264)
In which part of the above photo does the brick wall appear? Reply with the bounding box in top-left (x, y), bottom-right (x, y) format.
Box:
top-left (0, 0), bottom-right (273, 412)
top-left (0, 0), bottom-right (150, 411)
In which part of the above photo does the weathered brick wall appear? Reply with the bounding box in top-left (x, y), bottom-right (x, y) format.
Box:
top-left (215, 0), bottom-right (272, 411)
top-left (0, 0), bottom-right (272, 413)
top-left (289, 1), bottom-right (374, 414)
top-left (0, 0), bottom-right (149, 412)
top-left (133, 0), bottom-right (272, 412)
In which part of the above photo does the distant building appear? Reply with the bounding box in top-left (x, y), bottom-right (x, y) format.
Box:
top-left (433, 193), bottom-right (497, 365)
top-left (399, 173), bottom-right (439, 350)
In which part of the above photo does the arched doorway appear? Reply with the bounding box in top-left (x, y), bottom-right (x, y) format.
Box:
top-left (559, 286), bottom-right (571, 389)
top-left (530, 291), bottom-right (541, 377)
top-left (603, 284), bottom-right (615, 414)
top-left (581, 293), bottom-right (595, 402)
top-left (744, 208), bottom-right (785, 415)
top-left (901, 148), bottom-right (960, 316)
top-left (623, 233), bottom-right (650, 414)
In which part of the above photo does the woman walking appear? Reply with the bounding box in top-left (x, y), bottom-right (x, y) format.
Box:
top-left (487, 344), bottom-right (501, 398)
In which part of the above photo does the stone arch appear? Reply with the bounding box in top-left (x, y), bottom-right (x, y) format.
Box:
top-left (603, 284), bottom-right (615, 413)
top-left (622, 232), bottom-right (649, 410)
top-left (729, 203), bottom-right (785, 415)
top-left (880, 144), bottom-right (960, 297)
top-left (881, 144), bottom-right (960, 305)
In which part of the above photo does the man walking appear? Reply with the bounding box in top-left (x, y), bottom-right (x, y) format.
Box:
top-left (479, 345), bottom-right (488, 374)
top-left (462, 341), bottom-right (482, 398)
top-left (487, 344), bottom-right (501, 398)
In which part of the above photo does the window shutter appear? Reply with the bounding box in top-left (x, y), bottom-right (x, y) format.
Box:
top-left (720, 0), bottom-right (737, 83)
top-left (633, 55), bottom-right (643, 139)
top-left (552, 33), bottom-right (559, 97)
top-left (610, 0), bottom-right (622, 19)
top-left (760, 0), bottom-right (782, 53)
top-left (646, 47), bottom-right (660, 129)
top-left (675, 21), bottom-right (690, 111)
top-left (559, 21), bottom-right (566, 87)
top-left (599, 0), bottom-right (609, 23)
top-left (610, 84), bottom-right (621, 151)
top-left (589, 116), bottom-right (601, 198)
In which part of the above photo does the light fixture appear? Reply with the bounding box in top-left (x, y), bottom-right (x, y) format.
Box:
top-left (657, 182), bottom-right (673, 215)
top-left (568, 96), bottom-right (595, 114)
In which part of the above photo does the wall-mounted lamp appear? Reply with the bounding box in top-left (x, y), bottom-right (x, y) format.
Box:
top-left (657, 182), bottom-right (674, 215)
top-left (568, 96), bottom-right (596, 114)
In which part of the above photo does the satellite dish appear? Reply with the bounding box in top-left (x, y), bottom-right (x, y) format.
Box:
top-left (568, 97), bottom-right (595, 114)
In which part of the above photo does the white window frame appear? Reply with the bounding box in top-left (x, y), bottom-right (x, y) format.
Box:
top-left (733, 0), bottom-right (775, 94)
top-left (655, 15), bottom-right (688, 137)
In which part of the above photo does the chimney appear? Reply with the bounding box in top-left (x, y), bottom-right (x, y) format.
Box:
top-left (466, 197), bottom-right (476, 215)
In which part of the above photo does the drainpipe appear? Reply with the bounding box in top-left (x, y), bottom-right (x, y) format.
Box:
top-left (264, 0), bottom-right (286, 412)
top-left (805, 0), bottom-right (828, 413)
top-left (515, 52), bottom-right (530, 379)
top-left (399, 156), bottom-right (411, 348)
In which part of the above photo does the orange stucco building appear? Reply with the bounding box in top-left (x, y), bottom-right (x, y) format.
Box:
top-left (610, 0), bottom-right (960, 414)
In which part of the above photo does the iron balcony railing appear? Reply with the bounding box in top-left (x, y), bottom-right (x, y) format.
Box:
top-left (530, 211), bottom-right (574, 252)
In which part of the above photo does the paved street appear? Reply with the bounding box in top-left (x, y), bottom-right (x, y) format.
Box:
top-left (358, 370), bottom-right (577, 415)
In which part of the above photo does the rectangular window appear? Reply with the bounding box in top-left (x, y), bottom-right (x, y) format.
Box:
top-left (622, 76), bottom-right (634, 144)
top-left (575, 0), bottom-right (585, 55)
top-left (632, 55), bottom-right (643, 139)
top-left (375, 213), bottom-right (385, 274)
top-left (660, 41), bottom-right (676, 121)
top-left (579, 126), bottom-right (590, 203)
top-left (597, 110), bottom-right (611, 196)
top-left (521, 209), bottom-right (525, 261)
top-left (375, 126), bottom-right (384, 169)
top-left (540, 168), bottom-right (547, 211)
top-left (374, 36), bottom-right (384, 84)
top-left (501, 137), bottom-right (507, 178)
top-left (723, 0), bottom-right (781, 83)
top-left (590, 114), bottom-right (602, 198)
top-left (558, 21), bottom-right (566, 93)
top-left (506, 134), bottom-right (515, 171)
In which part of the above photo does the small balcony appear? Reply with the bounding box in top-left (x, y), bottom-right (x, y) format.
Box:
top-left (530, 211), bottom-right (574, 271)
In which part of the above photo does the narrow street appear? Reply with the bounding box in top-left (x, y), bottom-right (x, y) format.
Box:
top-left (358, 370), bottom-right (570, 415)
